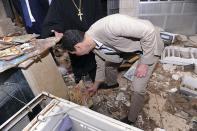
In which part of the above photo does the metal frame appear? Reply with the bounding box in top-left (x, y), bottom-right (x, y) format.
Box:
top-left (0, 92), bottom-right (142, 131)
top-left (0, 92), bottom-right (53, 131)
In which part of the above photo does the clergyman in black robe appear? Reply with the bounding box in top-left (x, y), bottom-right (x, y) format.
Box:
top-left (41, 0), bottom-right (105, 83)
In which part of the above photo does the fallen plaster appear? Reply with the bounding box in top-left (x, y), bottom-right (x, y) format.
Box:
top-left (189, 35), bottom-right (197, 44)
top-left (59, 47), bottom-right (196, 130)
top-left (181, 75), bottom-right (197, 90)
top-left (162, 64), bottom-right (176, 73)
top-left (161, 46), bottom-right (197, 65)
top-left (180, 86), bottom-right (197, 97)
top-left (146, 93), bottom-right (191, 131)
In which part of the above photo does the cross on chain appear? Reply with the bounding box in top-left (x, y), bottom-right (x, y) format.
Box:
top-left (78, 9), bottom-right (83, 21)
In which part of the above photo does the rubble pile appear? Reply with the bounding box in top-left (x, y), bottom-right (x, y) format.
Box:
top-left (61, 34), bottom-right (197, 131)
top-left (63, 62), bottom-right (197, 131)
top-left (91, 87), bottom-right (131, 120)
top-left (145, 63), bottom-right (196, 131)
top-left (68, 80), bottom-right (93, 107)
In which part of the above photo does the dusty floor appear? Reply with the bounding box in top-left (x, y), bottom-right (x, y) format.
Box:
top-left (64, 62), bottom-right (197, 131)
top-left (90, 63), bottom-right (197, 131)
top-left (147, 64), bottom-right (197, 131)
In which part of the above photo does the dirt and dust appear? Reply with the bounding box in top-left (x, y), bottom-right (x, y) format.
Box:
top-left (60, 49), bottom-right (197, 131)
top-left (92, 64), bottom-right (196, 131)
top-left (139, 64), bottom-right (196, 131)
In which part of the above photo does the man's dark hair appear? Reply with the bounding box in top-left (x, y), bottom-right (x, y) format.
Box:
top-left (61, 30), bottom-right (85, 51)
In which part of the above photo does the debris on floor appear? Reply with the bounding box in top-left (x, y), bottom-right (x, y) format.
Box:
top-left (57, 36), bottom-right (197, 131)
top-left (68, 80), bottom-right (93, 107)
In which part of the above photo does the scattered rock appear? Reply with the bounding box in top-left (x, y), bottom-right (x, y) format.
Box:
top-left (174, 111), bottom-right (189, 120)
top-left (136, 115), bottom-right (144, 128)
top-left (172, 74), bottom-right (180, 81)
top-left (180, 86), bottom-right (197, 97)
top-left (162, 64), bottom-right (176, 73)
top-left (154, 128), bottom-right (166, 131)
top-left (176, 34), bottom-right (188, 42)
top-left (119, 87), bottom-right (127, 91)
top-left (181, 75), bottom-right (197, 90)
top-left (189, 35), bottom-right (197, 43)
top-left (125, 101), bottom-right (131, 107)
top-left (167, 88), bottom-right (178, 93)
top-left (68, 80), bottom-right (93, 107)
top-left (92, 96), bottom-right (102, 104)
top-left (64, 61), bottom-right (194, 130)
top-left (116, 92), bottom-right (126, 101)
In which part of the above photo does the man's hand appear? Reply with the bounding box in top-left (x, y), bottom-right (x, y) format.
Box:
top-left (87, 81), bottom-right (101, 96)
top-left (87, 86), bottom-right (98, 96)
top-left (135, 64), bottom-right (148, 78)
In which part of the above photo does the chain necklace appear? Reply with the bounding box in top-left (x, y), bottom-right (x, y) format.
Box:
top-left (71, 0), bottom-right (83, 21)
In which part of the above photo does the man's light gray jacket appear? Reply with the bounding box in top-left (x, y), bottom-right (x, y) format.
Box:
top-left (86, 14), bottom-right (164, 82)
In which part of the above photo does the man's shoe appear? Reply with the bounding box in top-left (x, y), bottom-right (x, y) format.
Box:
top-left (120, 117), bottom-right (133, 125)
top-left (98, 83), bottom-right (119, 89)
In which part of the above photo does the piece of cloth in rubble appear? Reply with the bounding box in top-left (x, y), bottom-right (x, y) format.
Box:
top-left (58, 115), bottom-right (73, 131)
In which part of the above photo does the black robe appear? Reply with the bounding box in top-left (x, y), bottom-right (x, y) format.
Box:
top-left (41, 0), bottom-right (105, 81)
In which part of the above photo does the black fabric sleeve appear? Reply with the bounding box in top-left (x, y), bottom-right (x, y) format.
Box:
top-left (94, 0), bottom-right (105, 21)
top-left (39, 0), bottom-right (49, 15)
top-left (41, 0), bottom-right (65, 38)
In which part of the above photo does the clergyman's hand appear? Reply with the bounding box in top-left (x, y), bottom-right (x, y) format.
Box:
top-left (135, 64), bottom-right (148, 78)
top-left (51, 30), bottom-right (63, 42)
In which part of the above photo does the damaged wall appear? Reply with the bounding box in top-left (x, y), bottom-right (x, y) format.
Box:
top-left (119, 0), bottom-right (139, 17)
top-left (109, 0), bottom-right (197, 35)
top-left (138, 0), bottom-right (197, 35)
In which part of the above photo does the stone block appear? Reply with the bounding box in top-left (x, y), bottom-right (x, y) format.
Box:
top-left (180, 86), bottom-right (197, 97)
top-left (161, 46), bottom-right (197, 65)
